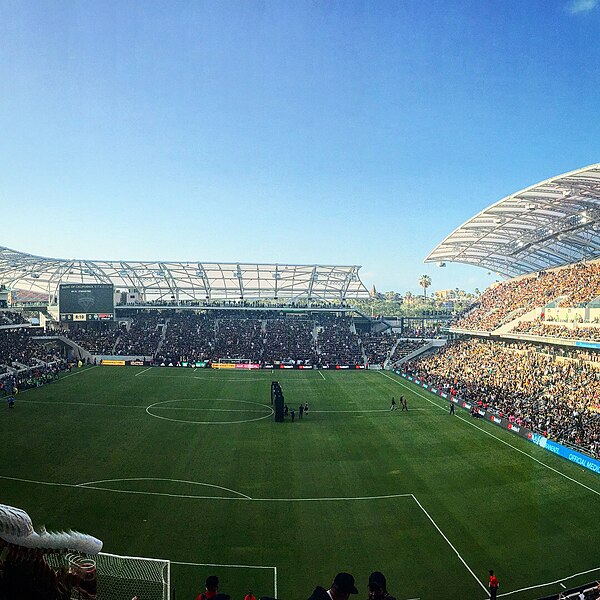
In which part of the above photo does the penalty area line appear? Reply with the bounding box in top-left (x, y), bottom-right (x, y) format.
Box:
top-left (496, 565), bottom-right (600, 597)
top-left (410, 494), bottom-right (489, 596)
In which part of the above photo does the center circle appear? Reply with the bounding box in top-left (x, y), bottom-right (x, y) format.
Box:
top-left (145, 398), bottom-right (274, 424)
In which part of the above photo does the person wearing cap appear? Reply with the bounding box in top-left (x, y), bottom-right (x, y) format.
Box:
top-left (367, 572), bottom-right (397, 600)
top-left (307, 572), bottom-right (359, 600)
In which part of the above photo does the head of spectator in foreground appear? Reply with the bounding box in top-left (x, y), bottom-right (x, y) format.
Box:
top-left (205, 575), bottom-right (219, 592)
top-left (330, 572), bottom-right (358, 600)
top-left (368, 572), bottom-right (387, 600)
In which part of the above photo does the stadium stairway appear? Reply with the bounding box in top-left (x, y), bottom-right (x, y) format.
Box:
top-left (154, 318), bottom-right (170, 357)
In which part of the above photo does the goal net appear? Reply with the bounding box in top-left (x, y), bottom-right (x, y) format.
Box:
top-left (47, 551), bottom-right (170, 600)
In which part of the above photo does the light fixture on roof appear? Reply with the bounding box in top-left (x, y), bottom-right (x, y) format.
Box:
top-left (526, 203), bottom-right (536, 211)
top-left (437, 262), bottom-right (446, 267)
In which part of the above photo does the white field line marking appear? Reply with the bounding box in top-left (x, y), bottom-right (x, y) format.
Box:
top-left (134, 366), bottom-right (152, 376)
top-left (145, 398), bottom-right (274, 425)
top-left (0, 474), bottom-right (411, 502)
top-left (274, 565), bottom-right (278, 598)
top-left (319, 370), bottom-right (326, 381)
top-left (559, 582), bottom-right (566, 589)
top-left (311, 408), bottom-right (434, 413)
top-left (16, 399), bottom-right (271, 413)
top-left (410, 494), bottom-right (489, 596)
top-left (496, 565), bottom-right (600, 597)
top-left (60, 365), bottom-right (99, 379)
top-left (0, 469), bottom-right (495, 594)
top-left (172, 560), bottom-right (274, 569)
top-left (76, 477), bottom-right (252, 499)
top-left (254, 493), bottom-right (413, 502)
top-left (379, 372), bottom-right (600, 498)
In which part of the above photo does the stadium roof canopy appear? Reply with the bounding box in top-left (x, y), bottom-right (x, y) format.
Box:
top-left (425, 163), bottom-right (600, 278)
top-left (0, 246), bottom-right (369, 302)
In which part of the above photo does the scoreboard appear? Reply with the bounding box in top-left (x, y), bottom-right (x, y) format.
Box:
top-left (59, 283), bottom-right (114, 322)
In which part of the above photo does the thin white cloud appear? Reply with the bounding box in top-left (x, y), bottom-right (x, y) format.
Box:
top-left (567, 0), bottom-right (598, 14)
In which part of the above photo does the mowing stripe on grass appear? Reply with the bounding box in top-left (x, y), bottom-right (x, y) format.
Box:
top-left (379, 371), bottom-right (600, 498)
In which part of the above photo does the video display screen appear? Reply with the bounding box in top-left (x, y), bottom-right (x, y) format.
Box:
top-left (59, 283), bottom-right (114, 322)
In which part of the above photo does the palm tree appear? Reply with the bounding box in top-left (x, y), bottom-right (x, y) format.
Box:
top-left (419, 275), bottom-right (432, 299)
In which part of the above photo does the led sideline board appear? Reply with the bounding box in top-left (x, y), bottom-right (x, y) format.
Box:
top-left (59, 283), bottom-right (114, 322)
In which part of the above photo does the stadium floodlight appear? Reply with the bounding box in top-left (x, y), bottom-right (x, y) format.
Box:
top-left (437, 262), bottom-right (446, 267)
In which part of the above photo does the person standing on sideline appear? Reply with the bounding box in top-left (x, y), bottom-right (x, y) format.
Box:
top-left (489, 570), bottom-right (499, 600)
top-left (390, 397), bottom-right (397, 411)
top-left (307, 572), bottom-right (359, 600)
top-left (291, 408), bottom-right (295, 422)
top-left (304, 401), bottom-right (309, 417)
top-left (299, 404), bottom-right (304, 419)
top-left (244, 591), bottom-right (257, 600)
top-left (449, 402), bottom-right (455, 415)
top-left (401, 396), bottom-right (408, 411)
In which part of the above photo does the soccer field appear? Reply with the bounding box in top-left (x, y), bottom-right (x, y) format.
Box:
top-left (1, 366), bottom-right (599, 600)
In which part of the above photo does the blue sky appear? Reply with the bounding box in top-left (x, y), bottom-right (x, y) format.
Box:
top-left (1, 0), bottom-right (600, 294)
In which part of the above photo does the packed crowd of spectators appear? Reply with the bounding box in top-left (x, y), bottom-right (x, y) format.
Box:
top-left (390, 340), bottom-right (428, 365)
top-left (114, 312), bottom-right (164, 357)
top-left (0, 311), bottom-right (28, 326)
top-left (403, 339), bottom-right (600, 456)
top-left (262, 318), bottom-right (316, 364)
top-left (158, 313), bottom-right (215, 364)
top-left (59, 326), bottom-right (121, 354)
top-left (511, 318), bottom-right (600, 341)
top-left (0, 330), bottom-right (61, 367)
top-left (360, 332), bottom-right (397, 365)
top-left (318, 318), bottom-right (363, 365)
top-left (212, 317), bottom-right (264, 360)
top-left (454, 261), bottom-right (600, 332)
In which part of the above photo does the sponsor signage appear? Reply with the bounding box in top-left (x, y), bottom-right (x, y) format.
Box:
top-left (129, 360), bottom-right (145, 366)
top-left (212, 363), bottom-right (236, 369)
top-left (298, 365), bottom-right (313, 370)
top-left (101, 359), bottom-right (125, 366)
top-left (396, 369), bottom-right (600, 475)
top-left (235, 363), bottom-right (260, 370)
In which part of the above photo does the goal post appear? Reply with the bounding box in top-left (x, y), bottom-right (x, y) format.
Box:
top-left (47, 551), bottom-right (170, 600)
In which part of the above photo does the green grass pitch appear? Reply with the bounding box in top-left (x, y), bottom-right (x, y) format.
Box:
top-left (1, 366), bottom-right (599, 600)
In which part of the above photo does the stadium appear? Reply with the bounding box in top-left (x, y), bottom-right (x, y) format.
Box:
top-left (1, 163), bottom-right (600, 600)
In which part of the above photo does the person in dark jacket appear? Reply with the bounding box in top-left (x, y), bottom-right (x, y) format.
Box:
top-left (307, 572), bottom-right (359, 600)
top-left (367, 571), bottom-right (397, 600)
